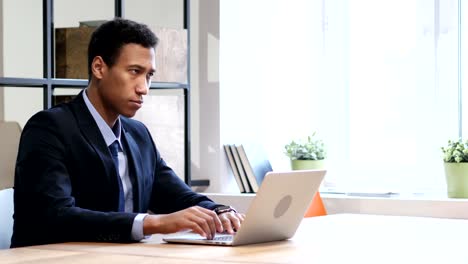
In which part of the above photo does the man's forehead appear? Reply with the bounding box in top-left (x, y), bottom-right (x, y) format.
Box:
top-left (116, 44), bottom-right (156, 65)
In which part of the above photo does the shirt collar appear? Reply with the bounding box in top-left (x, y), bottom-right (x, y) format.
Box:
top-left (82, 89), bottom-right (122, 148)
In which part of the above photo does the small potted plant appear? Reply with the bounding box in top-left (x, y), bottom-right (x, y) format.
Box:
top-left (441, 139), bottom-right (468, 198)
top-left (284, 132), bottom-right (326, 170)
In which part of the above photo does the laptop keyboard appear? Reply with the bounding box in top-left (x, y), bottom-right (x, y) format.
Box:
top-left (210, 234), bottom-right (234, 241)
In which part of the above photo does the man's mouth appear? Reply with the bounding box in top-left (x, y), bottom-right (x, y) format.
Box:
top-left (130, 100), bottom-right (143, 107)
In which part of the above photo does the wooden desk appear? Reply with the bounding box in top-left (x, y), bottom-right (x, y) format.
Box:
top-left (2, 214), bottom-right (468, 263)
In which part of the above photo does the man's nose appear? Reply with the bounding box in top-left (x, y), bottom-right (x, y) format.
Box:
top-left (136, 78), bottom-right (149, 95)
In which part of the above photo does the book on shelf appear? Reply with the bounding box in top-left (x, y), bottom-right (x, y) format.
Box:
top-left (223, 145), bottom-right (245, 193)
top-left (230, 145), bottom-right (254, 193)
top-left (228, 145), bottom-right (253, 193)
top-left (235, 144), bottom-right (272, 193)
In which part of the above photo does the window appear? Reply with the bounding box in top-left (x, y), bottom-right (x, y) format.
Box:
top-left (220, 0), bottom-right (465, 194)
top-left (319, 0), bottom-right (461, 193)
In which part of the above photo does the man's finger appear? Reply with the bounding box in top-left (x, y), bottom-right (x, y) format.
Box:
top-left (188, 221), bottom-right (207, 239)
top-left (191, 207), bottom-right (219, 238)
top-left (188, 214), bottom-right (213, 239)
top-left (204, 208), bottom-right (223, 234)
top-left (239, 213), bottom-right (246, 222)
top-left (220, 215), bottom-right (234, 234)
top-left (230, 213), bottom-right (242, 231)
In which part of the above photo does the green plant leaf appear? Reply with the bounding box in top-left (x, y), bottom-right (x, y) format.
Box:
top-left (284, 132), bottom-right (326, 160)
top-left (442, 139), bottom-right (468, 163)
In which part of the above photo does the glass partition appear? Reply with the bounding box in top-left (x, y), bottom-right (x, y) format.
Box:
top-left (2, 0), bottom-right (43, 78)
top-left (125, 0), bottom-right (184, 29)
top-left (133, 89), bottom-right (186, 180)
top-left (2, 87), bottom-right (43, 128)
top-left (53, 88), bottom-right (83, 106)
top-left (125, 0), bottom-right (187, 84)
top-left (54, 0), bottom-right (114, 79)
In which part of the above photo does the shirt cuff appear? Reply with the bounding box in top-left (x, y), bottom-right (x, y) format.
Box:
top-left (131, 213), bottom-right (149, 241)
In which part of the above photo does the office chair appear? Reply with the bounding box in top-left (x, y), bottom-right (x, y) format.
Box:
top-left (0, 121), bottom-right (21, 249)
top-left (304, 192), bottom-right (327, 217)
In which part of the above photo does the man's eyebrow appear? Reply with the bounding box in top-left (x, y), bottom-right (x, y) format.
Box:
top-left (128, 64), bottom-right (155, 73)
top-left (128, 64), bottom-right (144, 69)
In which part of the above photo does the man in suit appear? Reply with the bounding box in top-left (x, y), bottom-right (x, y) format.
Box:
top-left (11, 18), bottom-right (243, 248)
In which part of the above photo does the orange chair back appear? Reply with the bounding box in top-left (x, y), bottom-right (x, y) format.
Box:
top-left (304, 192), bottom-right (327, 217)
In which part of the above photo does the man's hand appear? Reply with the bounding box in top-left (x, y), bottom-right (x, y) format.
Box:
top-left (142, 206), bottom-right (245, 239)
top-left (143, 206), bottom-right (223, 239)
top-left (218, 211), bottom-right (245, 234)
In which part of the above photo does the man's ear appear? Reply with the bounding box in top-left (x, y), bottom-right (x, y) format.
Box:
top-left (91, 56), bottom-right (106, 79)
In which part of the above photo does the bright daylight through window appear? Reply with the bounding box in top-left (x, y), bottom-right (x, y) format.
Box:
top-left (319, 0), bottom-right (465, 194)
top-left (317, 0), bottom-right (464, 194)
top-left (220, 0), bottom-right (465, 195)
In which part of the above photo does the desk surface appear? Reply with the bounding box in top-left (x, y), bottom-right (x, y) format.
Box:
top-left (2, 214), bottom-right (468, 264)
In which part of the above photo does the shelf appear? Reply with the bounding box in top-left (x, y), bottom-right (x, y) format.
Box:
top-left (0, 77), bottom-right (189, 90)
top-left (191, 179), bottom-right (210, 187)
top-left (150, 82), bottom-right (189, 89)
top-left (0, 77), bottom-right (47, 87)
top-left (0, 0), bottom-right (200, 187)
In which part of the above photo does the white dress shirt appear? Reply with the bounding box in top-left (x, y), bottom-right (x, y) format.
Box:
top-left (82, 89), bottom-right (147, 240)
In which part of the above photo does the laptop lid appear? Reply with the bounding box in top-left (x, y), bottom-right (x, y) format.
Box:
top-left (163, 169), bottom-right (326, 246)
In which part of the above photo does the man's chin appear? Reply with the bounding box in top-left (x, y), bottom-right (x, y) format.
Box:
top-left (120, 111), bottom-right (138, 118)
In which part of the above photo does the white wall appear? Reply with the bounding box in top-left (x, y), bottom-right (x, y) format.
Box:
top-left (189, 0), bottom-right (227, 192)
top-left (54, 0), bottom-right (114, 28)
top-left (125, 0), bottom-right (183, 29)
top-left (54, 0), bottom-right (182, 28)
top-left (2, 0), bottom-right (43, 127)
top-left (201, 0), bottom-right (323, 193)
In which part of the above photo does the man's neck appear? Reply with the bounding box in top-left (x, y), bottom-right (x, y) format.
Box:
top-left (85, 85), bottom-right (118, 128)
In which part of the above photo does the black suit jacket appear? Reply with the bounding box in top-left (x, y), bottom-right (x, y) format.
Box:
top-left (11, 92), bottom-right (220, 247)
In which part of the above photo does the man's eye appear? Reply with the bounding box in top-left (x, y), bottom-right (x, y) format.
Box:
top-left (130, 69), bottom-right (139, 74)
top-left (148, 72), bottom-right (154, 77)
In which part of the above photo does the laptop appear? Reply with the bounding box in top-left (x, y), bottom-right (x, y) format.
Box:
top-left (163, 169), bottom-right (326, 246)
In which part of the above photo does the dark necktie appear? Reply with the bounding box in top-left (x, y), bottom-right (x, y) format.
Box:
top-left (109, 140), bottom-right (125, 212)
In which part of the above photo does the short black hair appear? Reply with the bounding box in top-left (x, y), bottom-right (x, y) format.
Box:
top-left (87, 18), bottom-right (159, 79)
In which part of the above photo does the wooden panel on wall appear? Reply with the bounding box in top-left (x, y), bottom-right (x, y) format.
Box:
top-left (55, 25), bottom-right (187, 83)
top-left (152, 27), bottom-right (188, 84)
top-left (55, 26), bottom-right (95, 79)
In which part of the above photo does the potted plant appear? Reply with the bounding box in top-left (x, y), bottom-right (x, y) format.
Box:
top-left (441, 139), bottom-right (468, 198)
top-left (285, 133), bottom-right (328, 217)
top-left (284, 132), bottom-right (326, 170)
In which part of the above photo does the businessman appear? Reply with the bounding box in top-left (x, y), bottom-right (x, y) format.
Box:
top-left (11, 18), bottom-right (243, 247)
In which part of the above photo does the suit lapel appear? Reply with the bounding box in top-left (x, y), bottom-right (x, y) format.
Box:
top-left (121, 124), bottom-right (144, 212)
top-left (69, 91), bottom-right (115, 184)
